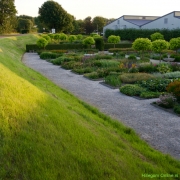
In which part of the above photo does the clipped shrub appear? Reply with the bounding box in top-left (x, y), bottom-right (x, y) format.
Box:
top-left (166, 80), bottom-right (180, 101)
top-left (83, 37), bottom-right (95, 48)
top-left (104, 74), bottom-right (121, 87)
top-left (107, 35), bottom-right (120, 48)
top-left (132, 38), bottom-right (152, 59)
top-left (73, 67), bottom-right (94, 74)
top-left (37, 38), bottom-right (48, 49)
top-left (120, 84), bottom-right (146, 96)
top-left (140, 91), bottom-right (161, 99)
top-left (84, 72), bottom-right (99, 79)
top-left (119, 73), bottom-right (154, 84)
top-left (108, 48), bottom-right (133, 53)
top-left (150, 32), bottom-right (164, 41)
top-left (68, 35), bottom-right (77, 43)
top-left (93, 60), bottom-right (119, 68)
top-left (42, 35), bottom-right (51, 43)
top-left (128, 54), bottom-right (137, 60)
top-left (94, 37), bottom-right (104, 51)
top-left (94, 54), bottom-right (113, 60)
top-left (40, 52), bottom-right (60, 59)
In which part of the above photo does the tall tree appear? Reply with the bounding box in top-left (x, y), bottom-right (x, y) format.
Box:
top-left (0, 0), bottom-right (17, 33)
top-left (92, 16), bottom-right (108, 34)
top-left (17, 18), bottom-right (33, 33)
top-left (84, 16), bottom-right (94, 34)
top-left (38, 1), bottom-right (73, 33)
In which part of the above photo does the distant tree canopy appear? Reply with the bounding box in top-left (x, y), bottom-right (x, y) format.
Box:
top-left (38, 1), bottom-right (73, 33)
top-left (0, 0), bottom-right (17, 33)
top-left (92, 16), bottom-right (108, 34)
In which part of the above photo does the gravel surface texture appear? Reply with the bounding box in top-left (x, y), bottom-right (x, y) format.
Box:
top-left (23, 53), bottom-right (180, 160)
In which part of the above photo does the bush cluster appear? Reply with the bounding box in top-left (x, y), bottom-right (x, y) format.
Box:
top-left (105, 28), bottom-right (180, 41)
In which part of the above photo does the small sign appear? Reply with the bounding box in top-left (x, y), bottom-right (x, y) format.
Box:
top-left (52, 29), bottom-right (55, 34)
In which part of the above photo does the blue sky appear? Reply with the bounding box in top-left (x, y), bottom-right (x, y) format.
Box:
top-left (15, 0), bottom-right (180, 20)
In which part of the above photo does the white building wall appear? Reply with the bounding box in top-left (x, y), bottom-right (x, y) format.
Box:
top-left (103, 17), bottom-right (139, 34)
top-left (142, 12), bottom-right (180, 29)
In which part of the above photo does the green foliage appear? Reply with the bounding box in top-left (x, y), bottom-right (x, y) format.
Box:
top-left (92, 16), bottom-right (107, 33)
top-left (83, 37), bottom-right (95, 47)
top-left (93, 60), bottom-right (119, 68)
top-left (120, 84), bottom-right (146, 96)
top-left (169, 37), bottom-right (180, 52)
top-left (163, 71), bottom-right (180, 79)
top-left (138, 63), bottom-right (158, 73)
top-left (40, 52), bottom-right (60, 59)
top-left (105, 28), bottom-right (180, 41)
top-left (94, 37), bottom-right (104, 51)
top-left (17, 18), bottom-right (33, 33)
top-left (138, 78), bottom-right (172, 92)
top-left (119, 73), bottom-right (154, 83)
top-left (170, 54), bottom-right (180, 62)
top-left (132, 38), bottom-right (152, 52)
top-left (77, 34), bottom-right (83, 40)
top-left (41, 35), bottom-right (51, 43)
top-left (140, 91), bottom-right (161, 99)
top-left (128, 54), bottom-right (137, 60)
top-left (68, 35), bottom-right (77, 43)
top-left (174, 104), bottom-right (180, 114)
top-left (104, 74), bottom-right (121, 87)
top-left (1, 35), bottom-right (180, 179)
top-left (150, 32), bottom-right (164, 41)
top-left (36, 38), bottom-right (48, 49)
top-left (59, 33), bottom-right (68, 41)
top-left (166, 80), bottom-right (180, 101)
top-left (157, 63), bottom-right (172, 74)
top-left (0, 0), bottom-right (17, 33)
top-left (151, 40), bottom-right (169, 59)
top-left (38, 1), bottom-right (73, 32)
top-left (84, 72), bottom-right (99, 79)
top-left (26, 43), bottom-right (85, 52)
top-left (108, 35), bottom-right (120, 48)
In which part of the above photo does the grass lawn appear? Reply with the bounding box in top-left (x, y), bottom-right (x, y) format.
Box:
top-left (0, 35), bottom-right (180, 180)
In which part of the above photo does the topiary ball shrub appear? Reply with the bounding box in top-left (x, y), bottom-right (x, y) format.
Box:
top-left (120, 84), bottom-right (146, 96)
top-left (166, 80), bottom-right (180, 101)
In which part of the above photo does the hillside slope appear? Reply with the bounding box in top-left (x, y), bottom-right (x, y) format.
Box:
top-left (0, 35), bottom-right (180, 180)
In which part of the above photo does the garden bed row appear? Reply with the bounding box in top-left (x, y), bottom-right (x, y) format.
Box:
top-left (38, 50), bottom-right (180, 116)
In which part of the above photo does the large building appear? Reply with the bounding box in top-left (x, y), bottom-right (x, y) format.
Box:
top-left (103, 11), bottom-right (180, 34)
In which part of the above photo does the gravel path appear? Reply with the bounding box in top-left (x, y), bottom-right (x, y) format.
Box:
top-left (23, 53), bottom-right (180, 160)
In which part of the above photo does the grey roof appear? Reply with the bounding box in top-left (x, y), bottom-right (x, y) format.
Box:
top-left (125, 19), bottom-right (153, 26)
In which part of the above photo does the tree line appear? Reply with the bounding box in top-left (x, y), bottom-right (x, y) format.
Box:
top-left (0, 0), bottom-right (114, 34)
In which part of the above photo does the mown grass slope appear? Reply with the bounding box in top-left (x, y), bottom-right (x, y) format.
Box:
top-left (0, 35), bottom-right (180, 180)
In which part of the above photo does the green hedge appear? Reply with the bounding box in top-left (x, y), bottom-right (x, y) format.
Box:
top-left (104, 43), bottom-right (132, 49)
top-left (26, 44), bottom-right (85, 52)
top-left (26, 43), bottom-right (132, 52)
top-left (105, 28), bottom-right (180, 41)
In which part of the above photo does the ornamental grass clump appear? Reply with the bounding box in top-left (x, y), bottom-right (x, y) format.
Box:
top-left (156, 93), bottom-right (176, 108)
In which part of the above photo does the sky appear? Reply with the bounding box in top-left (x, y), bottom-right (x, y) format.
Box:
top-left (15, 0), bottom-right (180, 20)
